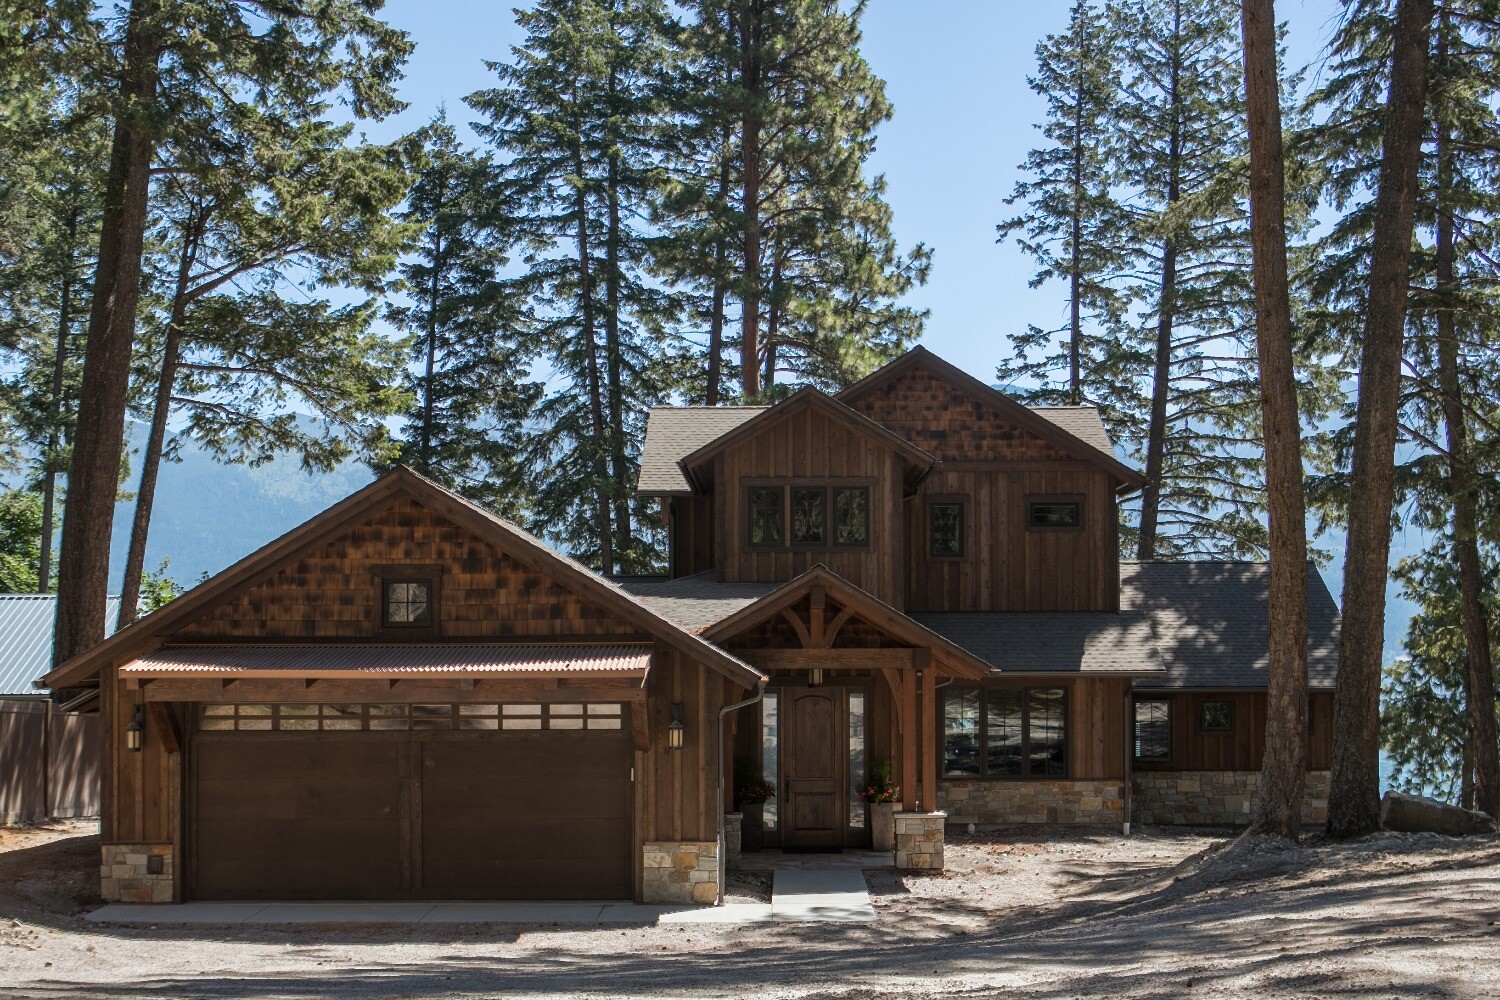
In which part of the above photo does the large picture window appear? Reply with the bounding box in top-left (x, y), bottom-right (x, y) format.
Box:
top-left (745, 483), bottom-right (869, 550)
top-left (942, 686), bottom-right (1068, 779)
top-left (1133, 699), bottom-right (1172, 761)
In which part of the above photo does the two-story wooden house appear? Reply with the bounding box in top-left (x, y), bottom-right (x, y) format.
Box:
top-left (43, 347), bottom-right (1338, 907)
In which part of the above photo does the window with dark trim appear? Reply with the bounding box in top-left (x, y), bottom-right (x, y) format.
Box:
top-left (382, 579), bottom-right (433, 627)
top-left (942, 686), bottom-right (1067, 778)
top-left (1028, 499), bottom-right (1082, 529)
top-left (832, 487), bottom-right (868, 546)
top-left (1133, 699), bottom-right (1172, 761)
top-left (1199, 699), bottom-right (1234, 733)
top-left (929, 501), bottom-right (964, 558)
top-left (745, 482), bottom-right (869, 550)
top-left (749, 486), bottom-right (784, 546)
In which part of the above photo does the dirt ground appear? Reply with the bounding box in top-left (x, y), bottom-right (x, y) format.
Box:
top-left (1, 820), bottom-right (1497, 999)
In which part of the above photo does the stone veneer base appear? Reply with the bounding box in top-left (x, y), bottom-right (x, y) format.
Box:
top-left (940, 779), bottom-right (1125, 826)
top-left (101, 843), bottom-right (174, 903)
top-left (723, 814), bottom-right (742, 870)
top-left (642, 841), bottom-right (721, 904)
top-left (894, 812), bottom-right (945, 870)
top-left (1133, 770), bottom-right (1331, 826)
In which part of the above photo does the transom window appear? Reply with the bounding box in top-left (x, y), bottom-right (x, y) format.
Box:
top-left (197, 703), bottom-right (623, 732)
top-left (942, 687), bottom-right (1067, 779)
top-left (1199, 699), bottom-right (1234, 733)
top-left (383, 579), bottom-right (432, 627)
top-left (1133, 699), bottom-right (1172, 761)
top-left (929, 501), bottom-right (964, 558)
top-left (746, 484), bottom-right (869, 550)
top-left (1027, 498), bottom-right (1082, 529)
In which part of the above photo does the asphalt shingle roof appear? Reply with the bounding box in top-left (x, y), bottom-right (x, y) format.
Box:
top-left (1121, 561), bottom-right (1341, 689)
top-left (0, 595), bottom-right (122, 696)
top-left (636, 401), bottom-right (1120, 495)
top-left (910, 611), bottom-right (1162, 674)
top-left (614, 561), bottom-right (1340, 689)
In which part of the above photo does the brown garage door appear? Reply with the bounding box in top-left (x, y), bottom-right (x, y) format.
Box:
top-left (190, 702), bottom-right (632, 900)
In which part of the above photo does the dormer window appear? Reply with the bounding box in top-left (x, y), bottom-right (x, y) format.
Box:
top-left (745, 482), bottom-right (869, 550)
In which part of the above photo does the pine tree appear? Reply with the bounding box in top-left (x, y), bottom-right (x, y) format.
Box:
top-left (116, 114), bottom-right (415, 625)
top-left (470, 0), bottom-right (680, 574)
top-left (45, 0), bottom-right (412, 666)
top-left (385, 112), bottom-right (540, 516)
top-left (997, 0), bottom-right (1132, 410)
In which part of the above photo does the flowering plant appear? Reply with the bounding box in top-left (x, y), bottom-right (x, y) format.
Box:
top-left (859, 761), bottom-right (900, 803)
top-left (735, 761), bottom-right (776, 804)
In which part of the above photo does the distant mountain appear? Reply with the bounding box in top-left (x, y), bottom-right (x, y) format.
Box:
top-left (106, 422), bottom-right (373, 590)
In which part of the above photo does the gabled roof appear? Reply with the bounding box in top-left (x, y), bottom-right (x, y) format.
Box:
top-left (1124, 560), bottom-right (1340, 690)
top-left (0, 595), bottom-right (122, 695)
top-left (676, 387), bottom-right (937, 493)
top-left (911, 612), bottom-right (1163, 676)
top-left (41, 468), bottom-right (765, 692)
top-left (837, 346), bottom-right (1145, 491)
top-left (1029, 406), bottom-right (1116, 455)
top-left (699, 564), bottom-right (994, 681)
top-left (639, 406), bottom-right (768, 495)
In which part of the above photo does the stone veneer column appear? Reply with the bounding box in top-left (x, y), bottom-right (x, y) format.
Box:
top-left (893, 811), bottom-right (945, 871)
top-left (100, 843), bottom-right (174, 903)
top-left (642, 841), bottom-right (720, 904)
top-left (723, 814), bottom-right (742, 870)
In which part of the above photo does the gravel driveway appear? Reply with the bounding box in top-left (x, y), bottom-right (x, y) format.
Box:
top-left (2, 820), bottom-right (1496, 998)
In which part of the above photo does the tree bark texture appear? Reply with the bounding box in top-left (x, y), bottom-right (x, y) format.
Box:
top-left (39, 206), bottom-right (80, 594)
top-left (1241, 0), bottom-right (1309, 839)
top-left (54, 0), bottom-right (162, 666)
top-left (1327, 0), bottom-right (1435, 838)
top-left (737, 0), bottom-right (763, 399)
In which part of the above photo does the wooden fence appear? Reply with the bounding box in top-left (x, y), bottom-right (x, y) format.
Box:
top-left (0, 700), bottom-right (99, 824)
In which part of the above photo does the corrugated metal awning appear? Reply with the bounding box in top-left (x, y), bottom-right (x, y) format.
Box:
top-left (121, 644), bottom-right (652, 678)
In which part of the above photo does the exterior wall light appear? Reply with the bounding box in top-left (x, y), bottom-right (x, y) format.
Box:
top-left (668, 702), bottom-right (685, 751)
top-left (808, 666), bottom-right (824, 687)
top-left (126, 704), bottom-right (145, 753)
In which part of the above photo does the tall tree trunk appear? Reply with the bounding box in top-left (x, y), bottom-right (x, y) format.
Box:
top-left (420, 169), bottom-right (449, 476)
top-left (1433, 56), bottom-right (1499, 820)
top-left (118, 209), bottom-right (202, 627)
top-left (1327, 0), bottom-right (1435, 838)
top-left (39, 205), bottom-right (79, 593)
top-left (761, 241), bottom-right (782, 390)
top-left (573, 143), bottom-right (614, 576)
top-left (1068, 27), bottom-right (1086, 406)
top-left (604, 135), bottom-right (633, 562)
top-left (1137, 11), bottom-right (1183, 562)
top-left (737, 0), bottom-right (763, 399)
top-left (1241, 0), bottom-right (1309, 839)
top-left (706, 143), bottom-right (730, 406)
top-left (54, 0), bottom-right (162, 667)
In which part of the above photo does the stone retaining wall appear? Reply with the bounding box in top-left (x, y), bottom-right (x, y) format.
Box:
top-left (939, 779), bottom-right (1126, 826)
top-left (894, 811), bottom-right (944, 870)
top-left (1132, 770), bottom-right (1331, 826)
top-left (101, 842), bottom-right (173, 903)
top-left (642, 841), bottom-right (720, 904)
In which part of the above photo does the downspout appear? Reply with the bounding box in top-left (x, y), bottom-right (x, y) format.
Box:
top-left (1123, 679), bottom-right (1134, 836)
top-left (716, 677), bottom-right (767, 906)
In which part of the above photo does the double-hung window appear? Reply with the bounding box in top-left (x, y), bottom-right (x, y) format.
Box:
top-left (942, 686), bottom-right (1068, 778)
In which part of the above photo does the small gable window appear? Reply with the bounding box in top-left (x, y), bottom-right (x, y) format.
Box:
top-left (929, 501), bottom-right (964, 558)
top-left (1200, 699), bottom-right (1234, 733)
top-left (748, 486), bottom-right (784, 547)
top-left (1028, 498), bottom-right (1082, 529)
top-left (832, 487), bottom-right (868, 546)
top-left (383, 579), bottom-right (433, 628)
top-left (1134, 699), bottom-right (1172, 761)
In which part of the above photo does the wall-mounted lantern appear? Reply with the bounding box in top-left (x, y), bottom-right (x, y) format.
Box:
top-left (668, 703), bottom-right (685, 751)
top-left (808, 666), bottom-right (824, 687)
top-left (126, 705), bottom-right (145, 753)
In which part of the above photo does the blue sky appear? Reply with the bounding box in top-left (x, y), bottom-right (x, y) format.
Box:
top-left (350, 0), bottom-right (1418, 656)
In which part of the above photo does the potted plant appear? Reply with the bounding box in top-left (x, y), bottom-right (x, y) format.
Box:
top-left (735, 761), bottom-right (776, 852)
top-left (860, 761), bottom-right (901, 851)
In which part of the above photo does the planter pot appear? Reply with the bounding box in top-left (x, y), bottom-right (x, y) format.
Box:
top-left (871, 801), bottom-right (896, 851)
top-left (741, 802), bottom-right (765, 852)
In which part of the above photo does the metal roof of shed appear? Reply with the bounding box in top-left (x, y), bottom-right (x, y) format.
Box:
top-left (0, 595), bottom-right (122, 696)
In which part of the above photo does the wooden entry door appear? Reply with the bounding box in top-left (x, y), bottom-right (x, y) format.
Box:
top-left (782, 687), bottom-right (846, 849)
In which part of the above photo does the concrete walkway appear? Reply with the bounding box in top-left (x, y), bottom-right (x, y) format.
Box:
top-left (87, 872), bottom-right (877, 926)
